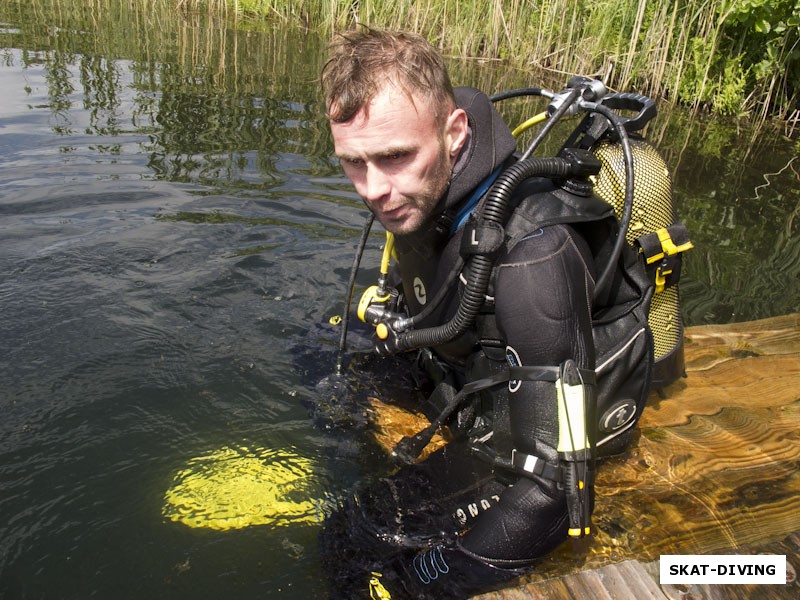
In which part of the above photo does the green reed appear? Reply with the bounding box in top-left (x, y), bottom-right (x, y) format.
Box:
top-left (16, 0), bottom-right (799, 123)
top-left (211, 0), bottom-right (798, 124)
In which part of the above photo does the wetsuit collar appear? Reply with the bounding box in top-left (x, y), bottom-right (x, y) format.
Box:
top-left (449, 165), bottom-right (503, 234)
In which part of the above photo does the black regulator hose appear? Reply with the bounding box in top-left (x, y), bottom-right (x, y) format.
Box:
top-left (486, 79), bottom-right (636, 299)
top-left (335, 212), bottom-right (374, 373)
top-left (489, 87), bottom-right (545, 102)
top-left (393, 157), bottom-right (576, 353)
top-left (520, 87), bottom-right (582, 161)
top-left (588, 102), bottom-right (635, 298)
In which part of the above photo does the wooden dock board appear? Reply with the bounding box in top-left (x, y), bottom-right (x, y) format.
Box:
top-left (471, 313), bottom-right (800, 599)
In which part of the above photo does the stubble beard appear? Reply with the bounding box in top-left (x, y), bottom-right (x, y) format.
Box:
top-left (379, 142), bottom-right (452, 236)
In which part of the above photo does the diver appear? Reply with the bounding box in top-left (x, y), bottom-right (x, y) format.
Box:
top-left (317, 28), bottom-right (689, 599)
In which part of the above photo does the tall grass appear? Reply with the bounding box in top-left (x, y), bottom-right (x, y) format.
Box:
top-left (196, 0), bottom-right (798, 123)
top-left (18, 0), bottom-right (798, 122)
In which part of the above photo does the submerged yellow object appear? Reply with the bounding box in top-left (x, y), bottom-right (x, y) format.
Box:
top-left (163, 445), bottom-right (321, 531)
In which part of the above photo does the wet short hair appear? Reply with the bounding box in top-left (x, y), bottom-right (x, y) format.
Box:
top-left (321, 29), bottom-right (455, 125)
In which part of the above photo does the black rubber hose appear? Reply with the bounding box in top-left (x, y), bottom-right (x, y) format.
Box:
top-left (588, 103), bottom-right (634, 298)
top-left (395, 157), bottom-right (574, 352)
top-left (520, 87), bottom-right (582, 161)
top-left (335, 212), bottom-right (374, 373)
top-left (489, 87), bottom-right (545, 102)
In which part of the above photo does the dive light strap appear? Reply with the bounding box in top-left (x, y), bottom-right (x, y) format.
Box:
top-left (508, 447), bottom-right (597, 485)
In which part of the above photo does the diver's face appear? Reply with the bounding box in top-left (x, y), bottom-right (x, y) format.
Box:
top-left (330, 84), bottom-right (467, 235)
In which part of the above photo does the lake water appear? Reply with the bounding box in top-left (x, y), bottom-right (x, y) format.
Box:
top-left (1, 2), bottom-right (798, 599)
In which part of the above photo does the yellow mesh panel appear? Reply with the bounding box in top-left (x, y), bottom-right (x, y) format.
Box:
top-left (648, 286), bottom-right (682, 358)
top-left (592, 139), bottom-right (681, 360)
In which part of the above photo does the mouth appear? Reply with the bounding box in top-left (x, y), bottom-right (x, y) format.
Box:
top-left (378, 204), bottom-right (410, 221)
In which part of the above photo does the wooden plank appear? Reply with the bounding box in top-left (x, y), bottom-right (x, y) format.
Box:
top-left (473, 560), bottom-right (667, 600)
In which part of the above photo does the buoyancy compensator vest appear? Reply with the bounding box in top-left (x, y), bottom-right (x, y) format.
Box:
top-left (472, 93), bottom-right (695, 458)
top-left (482, 175), bottom-right (656, 459)
top-left (342, 78), bottom-right (693, 464)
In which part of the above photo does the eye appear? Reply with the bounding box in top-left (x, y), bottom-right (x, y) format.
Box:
top-left (382, 151), bottom-right (410, 165)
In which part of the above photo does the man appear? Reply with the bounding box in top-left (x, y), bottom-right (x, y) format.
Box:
top-left (320, 29), bottom-right (600, 599)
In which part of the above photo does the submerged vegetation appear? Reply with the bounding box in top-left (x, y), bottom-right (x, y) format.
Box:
top-left (197, 0), bottom-right (799, 125)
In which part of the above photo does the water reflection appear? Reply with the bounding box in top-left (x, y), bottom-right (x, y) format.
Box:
top-left (3, 1), bottom-right (796, 323)
top-left (0, 4), bottom-right (362, 599)
top-left (645, 110), bottom-right (800, 324)
top-left (2, 0), bottom-right (337, 188)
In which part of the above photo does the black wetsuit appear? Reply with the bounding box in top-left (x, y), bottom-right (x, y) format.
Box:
top-left (321, 88), bottom-right (599, 599)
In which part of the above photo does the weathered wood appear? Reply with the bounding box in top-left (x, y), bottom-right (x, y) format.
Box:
top-left (477, 528), bottom-right (800, 600)
top-left (368, 314), bottom-right (800, 598)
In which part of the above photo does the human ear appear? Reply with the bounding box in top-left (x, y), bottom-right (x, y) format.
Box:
top-left (444, 108), bottom-right (468, 159)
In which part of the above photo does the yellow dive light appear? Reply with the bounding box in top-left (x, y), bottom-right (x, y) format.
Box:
top-left (162, 444), bottom-right (321, 531)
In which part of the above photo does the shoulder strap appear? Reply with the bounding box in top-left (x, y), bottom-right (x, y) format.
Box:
top-left (503, 181), bottom-right (615, 255)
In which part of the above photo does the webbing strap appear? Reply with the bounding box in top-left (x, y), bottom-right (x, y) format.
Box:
top-left (636, 223), bottom-right (694, 293)
top-left (436, 364), bottom-right (595, 432)
top-left (511, 449), bottom-right (562, 482)
top-left (508, 365), bottom-right (596, 386)
top-left (392, 363), bottom-right (595, 464)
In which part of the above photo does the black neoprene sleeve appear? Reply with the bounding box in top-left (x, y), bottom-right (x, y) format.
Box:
top-left (459, 223), bottom-right (596, 563)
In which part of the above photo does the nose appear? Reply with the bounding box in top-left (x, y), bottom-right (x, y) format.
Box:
top-left (362, 165), bottom-right (391, 204)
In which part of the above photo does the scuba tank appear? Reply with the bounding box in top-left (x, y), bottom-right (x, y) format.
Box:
top-left (591, 136), bottom-right (693, 389)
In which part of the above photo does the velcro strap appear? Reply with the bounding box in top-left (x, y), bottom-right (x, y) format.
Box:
top-left (460, 219), bottom-right (505, 256)
top-left (637, 223), bottom-right (693, 265)
top-left (511, 449), bottom-right (562, 482)
top-left (636, 223), bottom-right (693, 293)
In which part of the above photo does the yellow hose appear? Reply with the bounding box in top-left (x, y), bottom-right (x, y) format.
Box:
top-left (380, 231), bottom-right (395, 276)
top-left (512, 112), bottom-right (547, 137)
